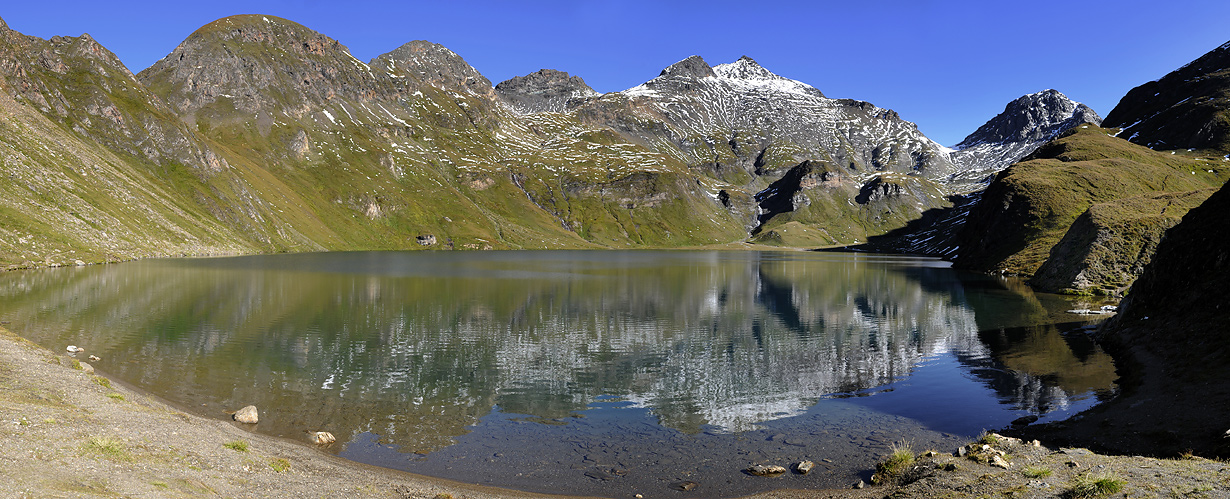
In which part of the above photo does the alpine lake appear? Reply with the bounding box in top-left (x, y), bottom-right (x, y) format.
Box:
top-left (0, 250), bottom-right (1119, 497)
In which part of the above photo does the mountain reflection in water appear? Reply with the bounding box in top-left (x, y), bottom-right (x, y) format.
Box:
top-left (0, 251), bottom-right (1116, 495)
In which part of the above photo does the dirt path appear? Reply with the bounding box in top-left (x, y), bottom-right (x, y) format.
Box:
top-left (2, 325), bottom-right (1226, 498)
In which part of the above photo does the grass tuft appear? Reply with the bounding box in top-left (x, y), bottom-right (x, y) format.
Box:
top-left (269, 458), bottom-right (290, 472)
top-left (106, 392), bottom-right (125, 401)
top-left (977, 430), bottom-right (1000, 445)
top-left (1022, 466), bottom-right (1052, 478)
top-left (92, 376), bottom-right (111, 389)
top-left (871, 441), bottom-right (915, 485)
top-left (82, 436), bottom-right (131, 461)
top-left (1066, 473), bottom-right (1125, 498)
top-left (223, 440), bottom-right (249, 452)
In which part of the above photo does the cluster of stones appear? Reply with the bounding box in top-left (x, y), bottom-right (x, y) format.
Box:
top-left (228, 405), bottom-right (335, 445)
top-left (955, 433), bottom-right (1042, 470)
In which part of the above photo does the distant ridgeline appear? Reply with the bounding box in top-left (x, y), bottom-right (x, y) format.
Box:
top-left (1, 14), bottom-right (1227, 297)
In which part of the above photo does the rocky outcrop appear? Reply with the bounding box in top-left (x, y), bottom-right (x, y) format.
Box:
top-left (494, 69), bottom-right (599, 114)
top-left (371, 40), bottom-right (496, 100)
top-left (949, 90), bottom-right (1102, 191)
top-left (1103, 39), bottom-right (1230, 151)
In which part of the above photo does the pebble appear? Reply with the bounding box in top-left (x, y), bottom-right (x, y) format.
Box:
top-left (66, 345), bottom-right (83, 353)
top-left (853, 480), bottom-right (866, 489)
top-left (88, 355), bottom-right (100, 362)
top-left (795, 460), bottom-right (815, 474)
top-left (671, 481), bottom-right (698, 491)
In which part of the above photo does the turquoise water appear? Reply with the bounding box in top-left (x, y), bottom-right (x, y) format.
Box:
top-left (0, 251), bottom-right (1116, 497)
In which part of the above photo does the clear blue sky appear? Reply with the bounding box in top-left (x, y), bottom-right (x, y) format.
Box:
top-left (4, 1), bottom-right (1229, 146)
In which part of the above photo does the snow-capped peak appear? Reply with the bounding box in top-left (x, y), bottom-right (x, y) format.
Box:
top-left (712, 56), bottom-right (821, 97)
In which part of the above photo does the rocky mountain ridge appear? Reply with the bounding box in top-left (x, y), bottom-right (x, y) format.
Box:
top-left (948, 89), bottom-right (1102, 190)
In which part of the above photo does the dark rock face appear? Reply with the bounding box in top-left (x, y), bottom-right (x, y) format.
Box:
top-left (958, 90), bottom-right (1102, 147)
top-left (949, 90), bottom-right (1102, 190)
top-left (494, 69), bottom-right (599, 114)
top-left (658, 55), bottom-right (715, 79)
top-left (1103, 40), bottom-right (1230, 151)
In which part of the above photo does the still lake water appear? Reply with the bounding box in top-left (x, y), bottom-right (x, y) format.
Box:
top-left (0, 251), bottom-right (1116, 497)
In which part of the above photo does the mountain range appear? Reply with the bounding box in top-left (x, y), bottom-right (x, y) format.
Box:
top-left (2, 13), bottom-right (1228, 302)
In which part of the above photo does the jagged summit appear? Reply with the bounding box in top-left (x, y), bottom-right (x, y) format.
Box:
top-left (957, 89), bottom-right (1101, 149)
top-left (658, 55), bottom-right (715, 79)
top-left (494, 68), bottom-right (599, 114)
top-left (1103, 38), bottom-right (1230, 151)
top-left (371, 40), bottom-right (494, 98)
top-left (946, 90), bottom-right (1101, 191)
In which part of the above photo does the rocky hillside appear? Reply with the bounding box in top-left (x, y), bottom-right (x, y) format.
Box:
top-left (953, 125), bottom-right (1227, 291)
top-left (554, 55), bottom-right (971, 245)
top-left (495, 69), bottom-right (599, 114)
top-left (0, 17), bottom-right (258, 268)
top-left (852, 90), bottom-right (1101, 257)
top-left (1103, 40), bottom-right (1230, 151)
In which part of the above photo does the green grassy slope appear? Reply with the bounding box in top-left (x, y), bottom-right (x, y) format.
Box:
top-left (953, 125), bottom-right (1228, 280)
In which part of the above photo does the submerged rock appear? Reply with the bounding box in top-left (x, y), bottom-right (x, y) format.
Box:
top-left (746, 464), bottom-right (787, 476)
top-left (795, 460), bottom-right (815, 474)
top-left (1012, 415), bottom-right (1040, 427)
top-left (308, 431), bottom-right (335, 444)
top-left (233, 405), bottom-right (259, 424)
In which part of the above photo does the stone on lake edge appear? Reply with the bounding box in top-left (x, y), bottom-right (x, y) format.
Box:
top-left (233, 405), bottom-right (259, 424)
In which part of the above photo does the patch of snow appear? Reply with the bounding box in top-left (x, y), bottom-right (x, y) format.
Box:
top-left (321, 110), bottom-right (336, 124)
top-left (621, 83), bottom-right (660, 98)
